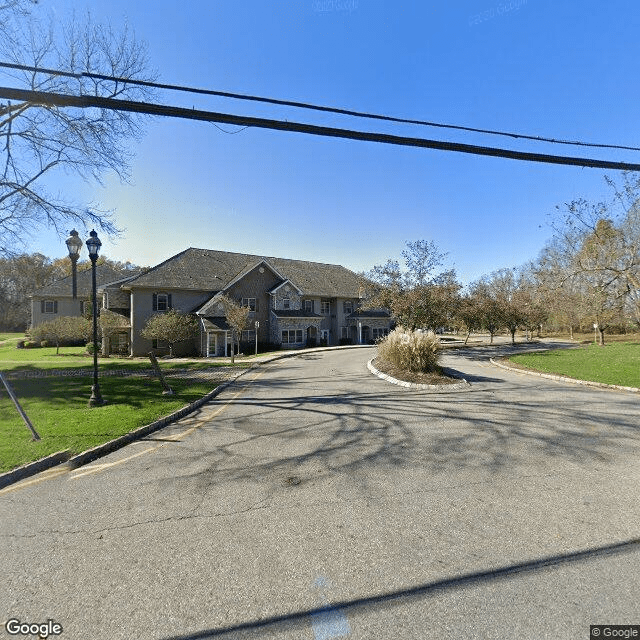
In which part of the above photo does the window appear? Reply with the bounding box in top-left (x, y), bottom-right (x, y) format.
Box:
top-left (343, 301), bottom-right (353, 315)
top-left (157, 294), bottom-right (168, 311)
top-left (303, 299), bottom-right (314, 313)
top-left (242, 330), bottom-right (256, 341)
top-left (241, 297), bottom-right (257, 312)
top-left (372, 328), bottom-right (390, 341)
top-left (321, 300), bottom-right (330, 315)
top-left (42, 300), bottom-right (57, 314)
top-left (153, 293), bottom-right (171, 312)
top-left (282, 329), bottom-right (303, 344)
top-left (341, 326), bottom-right (351, 339)
top-left (282, 298), bottom-right (290, 310)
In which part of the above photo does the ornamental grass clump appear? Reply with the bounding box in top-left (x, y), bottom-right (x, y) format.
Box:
top-left (377, 327), bottom-right (441, 373)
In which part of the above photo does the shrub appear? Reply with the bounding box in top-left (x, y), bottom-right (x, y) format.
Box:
top-left (29, 317), bottom-right (92, 354)
top-left (16, 340), bottom-right (25, 349)
top-left (86, 342), bottom-right (102, 355)
top-left (339, 337), bottom-right (353, 346)
top-left (40, 340), bottom-right (49, 347)
top-left (377, 326), bottom-right (441, 373)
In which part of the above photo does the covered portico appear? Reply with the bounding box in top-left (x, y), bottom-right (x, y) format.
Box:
top-left (200, 316), bottom-right (233, 357)
top-left (347, 309), bottom-right (393, 344)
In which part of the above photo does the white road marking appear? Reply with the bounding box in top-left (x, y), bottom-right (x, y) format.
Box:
top-left (311, 576), bottom-right (351, 639)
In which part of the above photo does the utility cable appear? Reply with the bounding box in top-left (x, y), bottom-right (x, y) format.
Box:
top-left (1, 85), bottom-right (639, 171)
top-left (1, 61), bottom-right (639, 153)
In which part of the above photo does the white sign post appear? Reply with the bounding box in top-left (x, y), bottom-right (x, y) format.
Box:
top-left (255, 321), bottom-right (260, 356)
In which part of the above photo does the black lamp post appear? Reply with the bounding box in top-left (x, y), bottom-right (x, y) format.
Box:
top-left (65, 229), bottom-right (83, 300)
top-left (86, 230), bottom-right (104, 407)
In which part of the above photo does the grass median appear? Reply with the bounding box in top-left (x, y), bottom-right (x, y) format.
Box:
top-left (508, 341), bottom-right (640, 388)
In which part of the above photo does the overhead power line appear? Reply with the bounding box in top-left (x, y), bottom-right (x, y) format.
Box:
top-left (1, 60), bottom-right (639, 153)
top-left (1, 86), bottom-right (640, 171)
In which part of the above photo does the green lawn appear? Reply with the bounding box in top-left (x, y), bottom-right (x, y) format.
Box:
top-left (508, 342), bottom-right (640, 388)
top-left (0, 375), bottom-right (219, 473)
top-left (0, 341), bottom-right (251, 473)
top-left (0, 332), bottom-right (26, 343)
top-left (0, 341), bottom-right (246, 373)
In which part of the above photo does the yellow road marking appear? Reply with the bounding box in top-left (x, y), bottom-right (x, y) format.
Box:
top-left (69, 367), bottom-right (268, 479)
top-left (1, 367), bottom-right (269, 492)
top-left (0, 466), bottom-right (69, 496)
top-left (69, 446), bottom-right (160, 479)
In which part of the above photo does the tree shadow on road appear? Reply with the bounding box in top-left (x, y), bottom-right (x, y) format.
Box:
top-left (150, 361), bottom-right (640, 504)
top-left (158, 537), bottom-right (640, 639)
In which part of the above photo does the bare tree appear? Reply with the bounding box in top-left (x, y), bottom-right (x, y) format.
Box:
top-left (218, 294), bottom-right (251, 363)
top-left (0, 3), bottom-right (156, 255)
top-left (456, 295), bottom-right (484, 345)
top-left (29, 315), bottom-right (91, 353)
top-left (547, 172), bottom-right (640, 332)
top-left (365, 240), bottom-right (459, 331)
top-left (140, 309), bottom-right (198, 357)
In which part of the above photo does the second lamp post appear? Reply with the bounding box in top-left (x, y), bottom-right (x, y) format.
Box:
top-left (86, 230), bottom-right (104, 407)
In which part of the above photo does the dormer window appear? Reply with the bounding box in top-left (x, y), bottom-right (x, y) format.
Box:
top-left (283, 298), bottom-right (290, 310)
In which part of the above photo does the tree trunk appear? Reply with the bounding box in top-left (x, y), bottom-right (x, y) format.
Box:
top-left (569, 325), bottom-right (573, 340)
top-left (489, 331), bottom-right (494, 345)
top-left (464, 329), bottom-right (471, 345)
top-left (510, 328), bottom-right (516, 345)
top-left (598, 327), bottom-right (605, 346)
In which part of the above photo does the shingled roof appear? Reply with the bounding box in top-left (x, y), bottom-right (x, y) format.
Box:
top-left (122, 248), bottom-right (365, 298)
top-left (31, 265), bottom-right (142, 298)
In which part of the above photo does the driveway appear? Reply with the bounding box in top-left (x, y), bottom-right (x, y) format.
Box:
top-left (1, 344), bottom-right (639, 639)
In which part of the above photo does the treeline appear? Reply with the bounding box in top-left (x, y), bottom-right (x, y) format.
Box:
top-left (0, 254), bottom-right (140, 331)
top-left (364, 173), bottom-right (640, 346)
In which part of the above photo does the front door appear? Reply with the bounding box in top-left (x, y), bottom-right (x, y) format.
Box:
top-left (207, 332), bottom-right (217, 357)
top-left (321, 329), bottom-right (329, 345)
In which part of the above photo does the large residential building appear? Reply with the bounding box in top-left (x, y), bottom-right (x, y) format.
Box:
top-left (30, 248), bottom-right (392, 356)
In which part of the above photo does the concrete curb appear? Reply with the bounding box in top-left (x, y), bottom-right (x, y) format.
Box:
top-left (490, 357), bottom-right (640, 393)
top-left (0, 449), bottom-right (71, 490)
top-left (367, 358), bottom-right (469, 390)
top-left (0, 371), bottom-right (248, 489)
top-left (0, 345), bottom-right (375, 488)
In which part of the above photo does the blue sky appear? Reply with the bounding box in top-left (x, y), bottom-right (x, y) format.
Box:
top-left (12, 0), bottom-right (640, 285)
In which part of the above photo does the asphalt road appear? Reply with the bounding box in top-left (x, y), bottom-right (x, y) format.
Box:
top-left (1, 343), bottom-right (639, 639)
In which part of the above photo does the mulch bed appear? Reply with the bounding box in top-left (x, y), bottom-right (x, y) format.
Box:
top-left (373, 358), bottom-right (460, 386)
